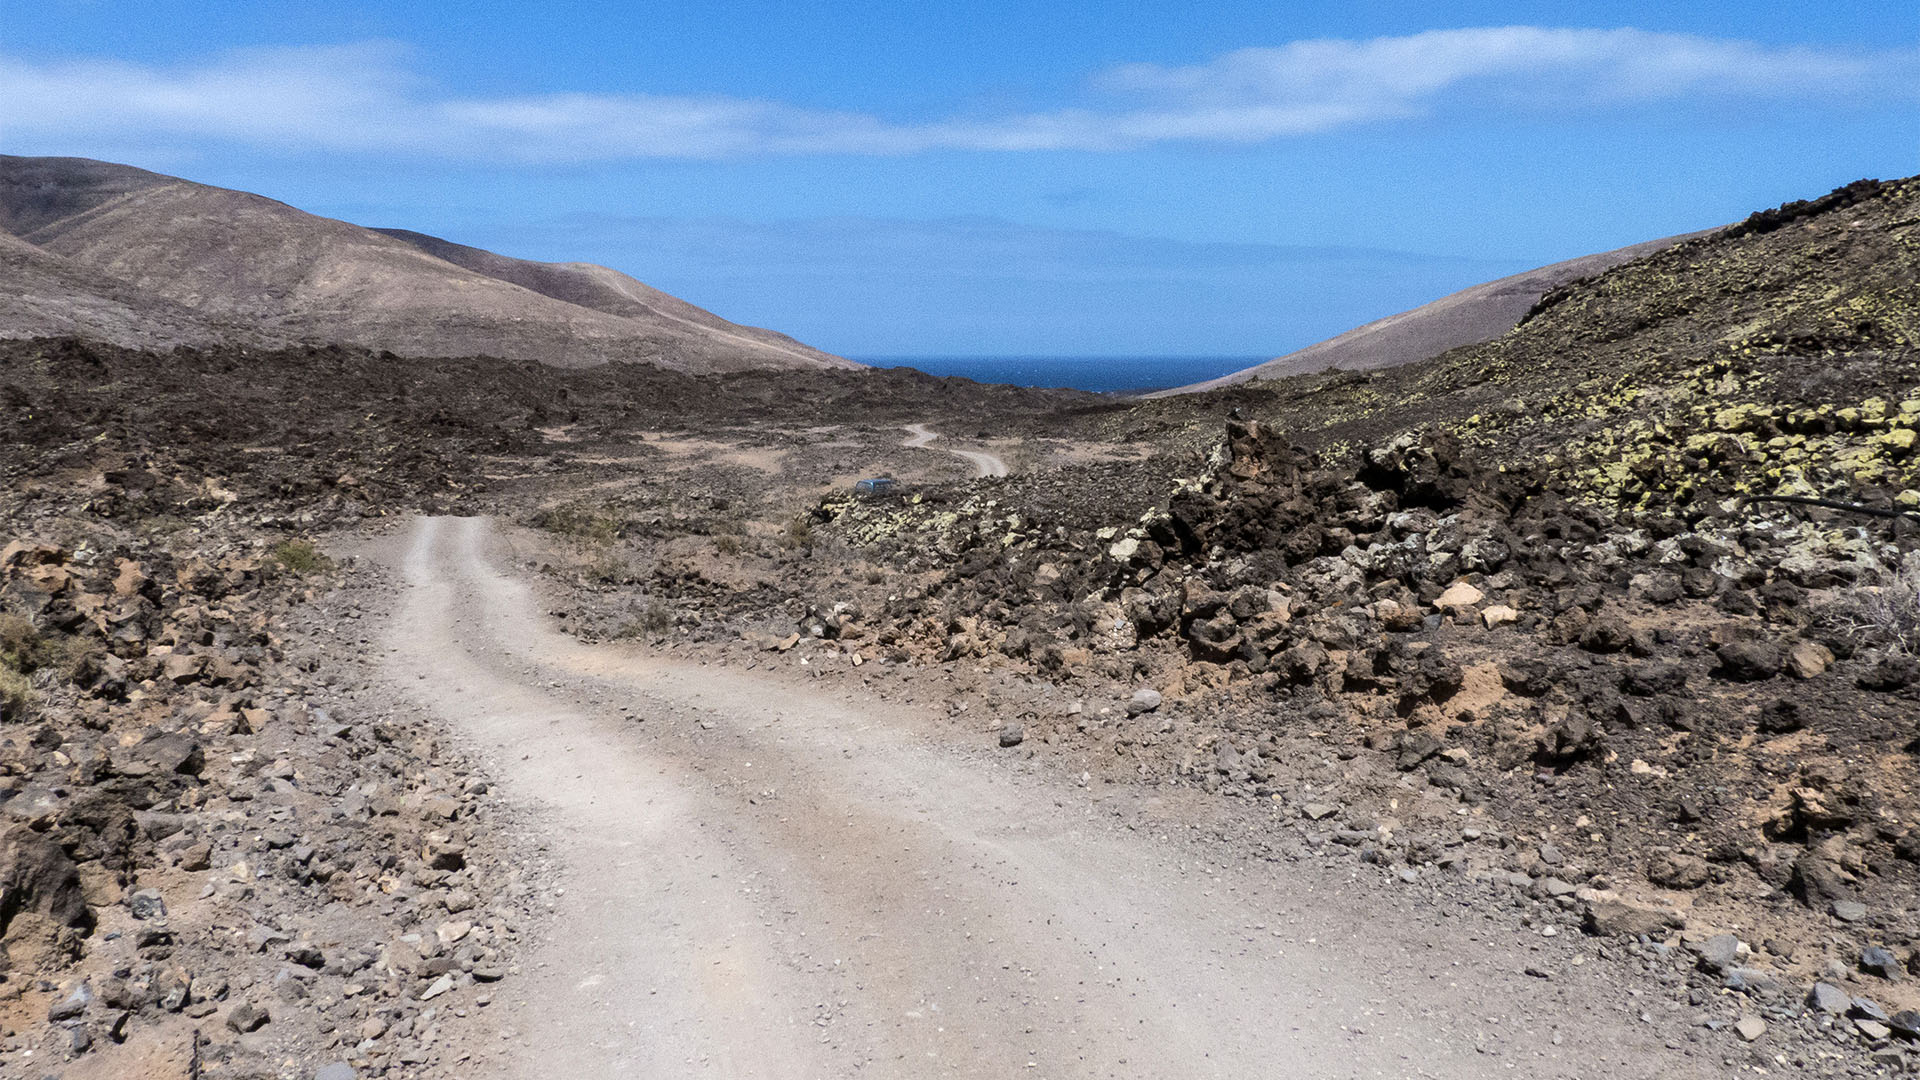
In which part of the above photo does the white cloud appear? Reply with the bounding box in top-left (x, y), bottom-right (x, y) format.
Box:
top-left (1, 29), bottom-right (1913, 161)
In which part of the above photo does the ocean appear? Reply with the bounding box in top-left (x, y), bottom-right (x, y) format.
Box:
top-left (860, 356), bottom-right (1263, 394)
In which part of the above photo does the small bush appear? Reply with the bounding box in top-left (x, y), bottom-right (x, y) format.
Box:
top-left (783, 516), bottom-right (814, 550)
top-left (0, 665), bottom-right (31, 723)
top-left (0, 614), bottom-right (38, 722)
top-left (0, 612), bottom-right (68, 674)
top-left (583, 549), bottom-right (632, 584)
top-left (0, 613), bottom-right (38, 663)
top-left (1823, 556), bottom-right (1920, 655)
top-left (0, 612), bottom-right (93, 688)
top-left (640, 601), bottom-right (673, 634)
top-left (534, 503), bottom-right (625, 544)
top-left (713, 534), bottom-right (743, 556)
top-left (271, 539), bottom-right (333, 575)
top-left (614, 599), bottom-right (674, 638)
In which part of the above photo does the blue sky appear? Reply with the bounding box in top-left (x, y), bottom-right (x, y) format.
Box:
top-left (3, 2), bottom-right (1917, 356)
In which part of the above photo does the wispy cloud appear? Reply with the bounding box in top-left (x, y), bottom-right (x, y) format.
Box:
top-left (2, 29), bottom-right (1913, 161)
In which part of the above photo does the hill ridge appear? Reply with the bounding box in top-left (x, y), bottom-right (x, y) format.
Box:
top-left (0, 155), bottom-right (849, 372)
top-left (1155, 231), bottom-right (1705, 396)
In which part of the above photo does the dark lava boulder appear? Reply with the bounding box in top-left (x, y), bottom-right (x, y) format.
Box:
top-left (0, 827), bottom-right (93, 938)
top-left (1714, 640), bottom-right (1783, 681)
top-left (1859, 653), bottom-right (1920, 692)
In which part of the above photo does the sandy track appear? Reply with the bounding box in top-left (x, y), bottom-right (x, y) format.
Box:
top-left (902, 422), bottom-right (1010, 477)
top-left (384, 516), bottom-right (1713, 1080)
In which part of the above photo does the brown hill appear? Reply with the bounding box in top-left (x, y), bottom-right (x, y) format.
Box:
top-left (371, 228), bottom-right (833, 367)
top-left (0, 229), bottom-right (284, 350)
top-left (0, 156), bottom-right (849, 372)
top-left (1156, 232), bottom-right (1701, 396)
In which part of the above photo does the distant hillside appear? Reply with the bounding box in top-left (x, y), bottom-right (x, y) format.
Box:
top-left (371, 228), bottom-right (833, 368)
top-left (1157, 232), bottom-right (1700, 396)
top-left (0, 229), bottom-right (282, 351)
top-left (0, 156), bottom-right (850, 372)
top-left (1111, 176), bottom-right (1920, 515)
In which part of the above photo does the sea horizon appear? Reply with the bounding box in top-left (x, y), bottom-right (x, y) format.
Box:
top-left (861, 355), bottom-right (1266, 394)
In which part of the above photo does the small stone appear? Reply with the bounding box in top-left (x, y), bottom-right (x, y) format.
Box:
top-left (419, 974), bottom-right (456, 1001)
top-left (1724, 967), bottom-right (1779, 995)
top-left (1435, 581), bottom-right (1485, 612)
top-left (177, 842), bottom-right (213, 872)
top-left (1126, 688), bottom-right (1162, 715)
top-left (127, 889), bottom-right (167, 920)
top-left (997, 724), bottom-right (1024, 748)
top-left (1541, 877), bottom-right (1579, 898)
top-left (1647, 851), bottom-right (1711, 889)
top-left (1715, 640), bottom-right (1783, 681)
top-left (161, 653), bottom-right (205, 684)
top-left (1733, 1015), bottom-right (1766, 1042)
top-left (225, 1001), bottom-right (270, 1033)
top-left (286, 944), bottom-right (325, 969)
top-left (1480, 605), bottom-right (1519, 628)
top-left (1695, 934), bottom-right (1742, 975)
top-left (1300, 803), bottom-right (1338, 821)
top-left (1808, 982), bottom-right (1850, 1014)
top-left (47, 983), bottom-right (91, 1022)
top-left (1584, 898), bottom-right (1682, 938)
top-left (1579, 614), bottom-right (1633, 653)
top-left (1862, 946), bottom-right (1903, 980)
top-left (1785, 641), bottom-right (1833, 679)
top-left (1857, 1019), bottom-right (1892, 1040)
top-left (1853, 998), bottom-right (1891, 1023)
top-left (314, 1064), bottom-right (359, 1080)
top-left (1861, 654), bottom-right (1920, 691)
top-left (1890, 1010), bottom-right (1920, 1039)
top-left (1832, 900), bottom-right (1869, 923)
top-left (274, 969), bottom-right (310, 1002)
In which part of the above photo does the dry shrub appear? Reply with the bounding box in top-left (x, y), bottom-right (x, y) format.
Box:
top-left (0, 665), bottom-right (31, 723)
top-left (783, 515), bottom-right (814, 550)
top-left (0, 613), bottom-right (39, 721)
top-left (1823, 554), bottom-right (1920, 655)
top-left (615, 599), bottom-right (673, 638)
top-left (583, 549), bottom-right (632, 585)
top-left (534, 502), bottom-right (625, 544)
top-left (271, 538), bottom-right (333, 575)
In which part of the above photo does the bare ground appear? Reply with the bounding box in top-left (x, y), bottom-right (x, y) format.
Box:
top-left (902, 423), bottom-right (1011, 478)
top-left (375, 516), bottom-right (1725, 1079)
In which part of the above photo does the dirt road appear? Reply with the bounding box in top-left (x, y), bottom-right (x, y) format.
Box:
top-left (384, 516), bottom-right (1715, 1079)
top-left (902, 422), bottom-right (1010, 477)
